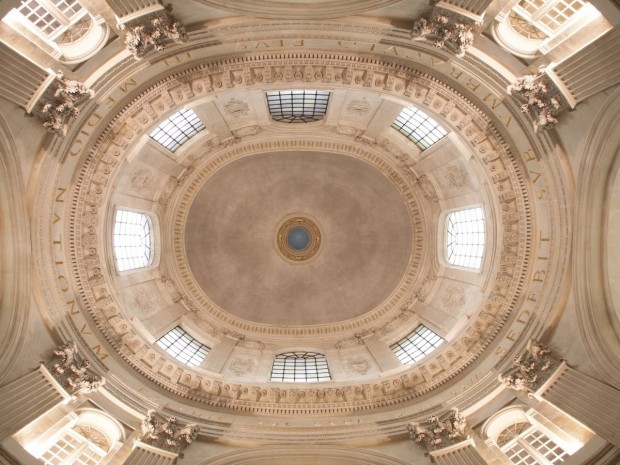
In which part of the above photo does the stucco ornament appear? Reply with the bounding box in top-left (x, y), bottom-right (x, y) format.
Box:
top-left (140, 410), bottom-right (199, 454)
top-left (48, 341), bottom-right (105, 394)
top-left (407, 407), bottom-right (467, 450)
top-left (33, 72), bottom-right (92, 136)
top-left (507, 67), bottom-right (570, 132)
top-left (411, 7), bottom-right (477, 57)
top-left (120, 7), bottom-right (188, 59)
top-left (223, 98), bottom-right (250, 117)
top-left (499, 339), bottom-right (560, 394)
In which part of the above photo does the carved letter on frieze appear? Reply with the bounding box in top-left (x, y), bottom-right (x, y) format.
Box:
top-left (407, 407), bottom-right (468, 451)
top-left (31, 73), bottom-right (92, 136)
top-left (119, 7), bottom-right (188, 60)
top-left (498, 339), bottom-right (560, 395)
top-left (411, 5), bottom-right (479, 57)
top-left (140, 410), bottom-right (199, 455)
top-left (507, 68), bottom-right (571, 133)
top-left (47, 341), bottom-right (105, 394)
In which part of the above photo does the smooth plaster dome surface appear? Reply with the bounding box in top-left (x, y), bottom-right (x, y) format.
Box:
top-left (184, 150), bottom-right (413, 326)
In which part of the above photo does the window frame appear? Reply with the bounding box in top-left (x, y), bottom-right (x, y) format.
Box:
top-left (266, 90), bottom-right (331, 123)
top-left (443, 205), bottom-right (486, 271)
top-left (270, 351), bottom-right (332, 383)
top-left (390, 324), bottom-right (444, 365)
top-left (149, 108), bottom-right (206, 153)
top-left (112, 208), bottom-right (156, 274)
top-left (391, 105), bottom-right (448, 150)
top-left (155, 326), bottom-right (211, 368)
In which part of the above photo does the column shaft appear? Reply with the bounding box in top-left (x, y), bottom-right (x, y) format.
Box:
top-left (430, 439), bottom-right (487, 465)
top-left (201, 337), bottom-right (237, 373)
top-left (0, 42), bottom-right (50, 108)
top-left (0, 365), bottom-right (71, 441)
top-left (535, 363), bottom-right (620, 449)
top-left (123, 441), bottom-right (178, 465)
top-left (552, 27), bottom-right (620, 103)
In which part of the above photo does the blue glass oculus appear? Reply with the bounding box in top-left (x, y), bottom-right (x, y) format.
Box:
top-left (287, 226), bottom-right (311, 251)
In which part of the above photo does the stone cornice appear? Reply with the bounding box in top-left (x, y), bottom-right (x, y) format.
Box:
top-left (29, 42), bottom-right (571, 421)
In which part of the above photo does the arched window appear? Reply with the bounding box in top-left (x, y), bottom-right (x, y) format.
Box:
top-left (390, 325), bottom-right (443, 365)
top-left (492, 0), bottom-right (605, 58)
top-left (149, 108), bottom-right (205, 152)
top-left (113, 209), bottom-right (153, 272)
top-left (25, 409), bottom-right (123, 465)
top-left (483, 407), bottom-right (582, 465)
top-left (266, 90), bottom-right (330, 123)
top-left (2, 0), bottom-right (109, 63)
top-left (392, 106), bottom-right (447, 150)
top-left (270, 352), bottom-right (331, 382)
top-left (445, 206), bottom-right (485, 270)
top-left (155, 326), bottom-right (210, 368)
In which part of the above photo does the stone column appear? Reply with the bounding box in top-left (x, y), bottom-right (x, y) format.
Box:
top-left (123, 441), bottom-right (179, 465)
top-left (500, 339), bottom-right (620, 449)
top-left (0, 42), bottom-right (51, 110)
top-left (123, 410), bottom-right (199, 465)
top-left (407, 407), bottom-right (485, 463)
top-left (0, 365), bottom-right (72, 441)
top-left (429, 438), bottom-right (487, 465)
top-left (0, 342), bottom-right (104, 441)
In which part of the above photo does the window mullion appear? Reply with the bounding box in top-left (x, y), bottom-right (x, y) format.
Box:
top-left (518, 438), bottom-right (552, 465)
top-left (531, 0), bottom-right (561, 21)
top-left (37, 0), bottom-right (71, 25)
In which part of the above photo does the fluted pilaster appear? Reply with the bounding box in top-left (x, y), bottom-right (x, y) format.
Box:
top-left (123, 441), bottom-right (178, 465)
top-left (0, 365), bottom-right (72, 441)
top-left (362, 333), bottom-right (401, 371)
top-left (429, 438), bottom-right (487, 465)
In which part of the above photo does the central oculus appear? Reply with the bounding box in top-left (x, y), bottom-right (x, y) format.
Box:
top-left (276, 216), bottom-right (322, 262)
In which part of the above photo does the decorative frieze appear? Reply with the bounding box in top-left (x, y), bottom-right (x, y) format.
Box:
top-left (119, 7), bottom-right (188, 59)
top-left (412, 6), bottom-right (478, 57)
top-left (498, 339), bottom-right (559, 395)
top-left (31, 73), bottom-right (92, 136)
top-left (507, 67), bottom-right (571, 133)
top-left (407, 407), bottom-right (467, 450)
top-left (140, 409), bottom-right (199, 454)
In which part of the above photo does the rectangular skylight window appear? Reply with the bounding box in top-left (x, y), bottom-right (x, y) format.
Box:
top-left (392, 106), bottom-right (448, 150)
top-left (149, 108), bottom-right (205, 152)
top-left (113, 209), bottom-right (152, 272)
top-left (266, 90), bottom-right (330, 123)
top-left (446, 206), bottom-right (485, 269)
top-left (156, 326), bottom-right (210, 368)
top-left (391, 325), bottom-right (444, 365)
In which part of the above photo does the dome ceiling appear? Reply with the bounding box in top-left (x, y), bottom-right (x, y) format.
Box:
top-left (28, 26), bottom-right (571, 436)
top-left (184, 150), bottom-right (413, 326)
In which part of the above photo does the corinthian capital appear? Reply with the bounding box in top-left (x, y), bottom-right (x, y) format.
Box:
top-left (32, 72), bottom-right (92, 136)
top-left (47, 341), bottom-right (105, 395)
top-left (119, 6), bottom-right (188, 59)
top-left (411, 5), bottom-right (478, 57)
top-left (507, 67), bottom-right (571, 132)
top-left (498, 339), bottom-right (561, 395)
top-left (407, 407), bottom-right (468, 451)
top-left (140, 410), bottom-right (200, 455)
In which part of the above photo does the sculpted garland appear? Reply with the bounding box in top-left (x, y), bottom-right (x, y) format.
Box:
top-left (58, 52), bottom-right (530, 414)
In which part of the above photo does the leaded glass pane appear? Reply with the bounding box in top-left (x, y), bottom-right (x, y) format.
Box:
top-left (270, 352), bottom-right (331, 382)
top-left (150, 108), bottom-right (205, 152)
top-left (390, 325), bottom-right (443, 365)
top-left (156, 326), bottom-right (210, 368)
top-left (113, 209), bottom-right (153, 272)
top-left (266, 90), bottom-right (330, 123)
top-left (446, 207), bottom-right (485, 269)
top-left (392, 106), bottom-right (447, 150)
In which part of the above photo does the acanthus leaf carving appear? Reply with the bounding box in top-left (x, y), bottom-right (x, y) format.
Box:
top-left (48, 341), bottom-right (105, 395)
top-left (31, 72), bottom-right (92, 136)
top-left (407, 407), bottom-right (467, 451)
top-left (119, 7), bottom-right (188, 60)
top-left (140, 410), bottom-right (199, 455)
top-left (507, 67), bottom-right (571, 133)
top-left (411, 6), bottom-right (478, 57)
top-left (498, 339), bottom-right (560, 395)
